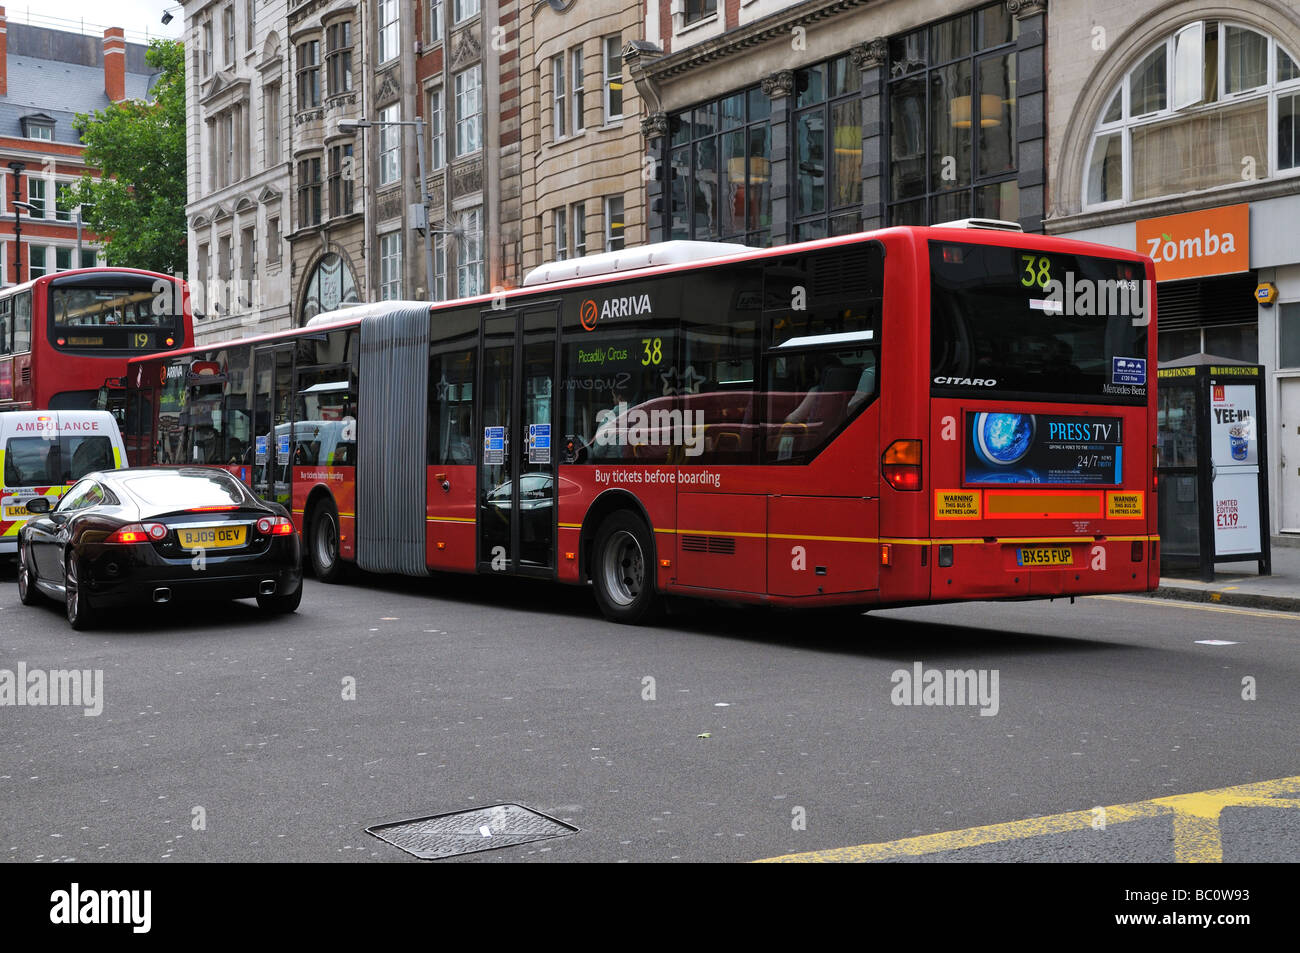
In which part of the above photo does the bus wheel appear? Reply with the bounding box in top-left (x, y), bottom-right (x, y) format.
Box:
top-left (17, 538), bottom-right (42, 606)
top-left (65, 553), bottom-right (97, 631)
top-left (308, 500), bottom-right (345, 583)
top-left (592, 511), bottom-right (660, 625)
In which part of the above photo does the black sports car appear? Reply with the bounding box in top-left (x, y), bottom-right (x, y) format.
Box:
top-left (16, 467), bottom-right (303, 630)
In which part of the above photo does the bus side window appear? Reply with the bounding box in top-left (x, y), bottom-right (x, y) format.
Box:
top-left (13, 292), bottom-right (31, 353)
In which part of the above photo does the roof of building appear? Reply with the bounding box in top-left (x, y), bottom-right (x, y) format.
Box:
top-left (0, 22), bottom-right (155, 146)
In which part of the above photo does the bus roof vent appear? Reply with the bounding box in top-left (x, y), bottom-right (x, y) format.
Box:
top-left (522, 240), bottom-right (750, 287)
top-left (932, 218), bottom-right (1023, 232)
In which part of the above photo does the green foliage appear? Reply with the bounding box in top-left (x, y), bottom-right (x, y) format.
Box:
top-left (70, 39), bottom-right (187, 275)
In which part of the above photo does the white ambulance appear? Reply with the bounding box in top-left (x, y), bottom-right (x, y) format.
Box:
top-left (0, 411), bottom-right (127, 556)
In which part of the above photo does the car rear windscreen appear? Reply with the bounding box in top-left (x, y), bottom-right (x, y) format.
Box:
top-left (119, 471), bottom-right (249, 510)
top-left (930, 241), bottom-right (1149, 405)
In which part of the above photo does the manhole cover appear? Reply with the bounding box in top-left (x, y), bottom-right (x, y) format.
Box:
top-left (366, 803), bottom-right (579, 860)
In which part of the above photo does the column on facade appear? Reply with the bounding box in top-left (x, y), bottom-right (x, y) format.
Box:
top-left (1010, 0), bottom-right (1047, 232)
top-left (642, 111), bottom-right (668, 245)
top-left (760, 69), bottom-right (793, 245)
top-left (850, 37), bottom-right (888, 231)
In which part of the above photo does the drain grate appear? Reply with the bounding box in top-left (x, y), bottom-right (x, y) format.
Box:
top-left (366, 803), bottom-right (578, 860)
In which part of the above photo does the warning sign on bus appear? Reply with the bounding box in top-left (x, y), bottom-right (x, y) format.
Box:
top-left (936, 490), bottom-right (982, 519)
top-left (1106, 491), bottom-right (1144, 519)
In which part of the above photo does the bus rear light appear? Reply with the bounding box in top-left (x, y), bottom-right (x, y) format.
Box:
top-left (165, 336), bottom-right (175, 347)
top-left (879, 544), bottom-right (892, 566)
top-left (56, 337), bottom-right (66, 346)
top-left (881, 439), bottom-right (923, 491)
top-left (1152, 445), bottom-right (1159, 494)
top-left (659, 558), bottom-right (671, 568)
top-left (1131, 541), bottom-right (1143, 562)
top-left (938, 544), bottom-right (954, 568)
top-left (438, 541), bottom-right (448, 550)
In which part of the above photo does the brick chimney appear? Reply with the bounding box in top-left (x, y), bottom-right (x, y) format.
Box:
top-left (103, 27), bottom-right (126, 102)
top-left (0, 8), bottom-right (9, 97)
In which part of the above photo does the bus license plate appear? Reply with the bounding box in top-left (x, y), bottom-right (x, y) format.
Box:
top-left (178, 526), bottom-right (246, 550)
top-left (1017, 547), bottom-right (1072, 567)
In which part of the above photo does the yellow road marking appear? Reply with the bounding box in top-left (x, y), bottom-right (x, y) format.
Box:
top-left (1092, 594), bottom-right (1300, 621)
top-left (756, 775), bottom-right (1300, 863)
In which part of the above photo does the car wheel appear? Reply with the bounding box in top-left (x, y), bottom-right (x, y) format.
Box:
top-left (17, 537), bottom-right (42, 606)
top-left (256, 584), bottom-right (302, 614)
top-left (591, 511), bottom-right (661, 625)
top-left (65, 552), bottom-right (96, 631)
top-left (308, 500), bottom-right (344, 583)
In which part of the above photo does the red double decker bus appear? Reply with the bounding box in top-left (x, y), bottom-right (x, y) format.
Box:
top-left (0, 268), bottom-right (191, 422)
top-left (126, 223), bottom-right (1158, 622)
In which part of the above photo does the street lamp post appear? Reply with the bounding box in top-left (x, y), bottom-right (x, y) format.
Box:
top-left (338, 116), bottom-right (435, 301)
top-left (8, 160), bottom-right (26, 284)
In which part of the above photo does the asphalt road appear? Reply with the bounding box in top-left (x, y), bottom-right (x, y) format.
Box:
top-left (1, 563), bottom-right (1296, 863)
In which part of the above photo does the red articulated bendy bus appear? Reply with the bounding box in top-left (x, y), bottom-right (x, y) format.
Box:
top-left (0, 268), bottom-right (191, 422)
top-left (125, 222), bottom-right (1159, 623)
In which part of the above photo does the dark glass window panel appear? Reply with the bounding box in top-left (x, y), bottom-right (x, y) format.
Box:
top-left (889, 199), bottom-right (926, 225)
top-left (794, 220), bottom-right (827, 242)
top-left (1281, 94), bottom-right (1300, 171)
top-left (796, 108), bottom-right (826, 216)
top-left (693, 101), bottom-right (718, 138)
top-left (830, 98), bottom-right (862, 209)
top-left (829, 55), bottom-right (860, 97)
top-left (931, 61), bottom-right (973, 190)
top-left (670, 112), bottom-right (690, 147)
top-left (890, 76), bottom-right (927, 199)
top-left (693, 138), bottom-right (719, 237)
top-left (1157, 328), bottom-right (1201, 363)
top-left (720, 92), bottom-right (745, 129)
top-left (977, 53), bottom-right (1016, 178)
top-left (931, 189), bottom-right (969, 223)
top-left (977, 3), bottom-right (1014, 50)
top-left (975, 180), bottom-right (1019, 222)
top-left (1203, 324), bottom-right (1258, 363)
top-left (828, 211), bottom-right (862, 236)
top-left (930, 14), bottom-right (972, 64)
top-left (1278, 303), bottom-right (1300, 368)
top-left (748, 86), bottom-right (771, 121)
top-left (670, 145), bottom-right (691, 239)
top-left (720, 129), bottom-right (747, 237)
top-left (747, 124), bottom-right (772, 231)
top-left (890, 30), bottom-right (926, 76)
top-left (796, 63), bottom-right (825, 108)
top-left (749, 229), bottom-right (770, 248)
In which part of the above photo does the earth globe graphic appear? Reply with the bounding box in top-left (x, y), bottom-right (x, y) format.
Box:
top-left (974, 413), bottom-right (1035, 466)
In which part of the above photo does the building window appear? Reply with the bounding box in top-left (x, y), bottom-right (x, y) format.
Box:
top-left (202, 21), bottom-right (214, 76)
top-left (80, 249), bottom-right (97, 269)
top-left (55, 182), bottom-right (74, 222)
top-left (429, 1), bottom-right (442, 43)
top-left (301, 252), bottom-right (359, 321)
top-left (27, 178), bottom-right (47, 218)
top-left (571, 201), bottom-right (587, 257)
top-left (378, 0), bottom-right (399, 65)
top-left (223, 5), bottom-right (236, 65)
top-left (433, 232), bottom-right (447, 300)
top-left (326, 20), bottom-right (353, 97)
top-left (267, 217), bottom-right (281, 264)
top-left (379, 104), bottom-right (401, 186)
top-left (21, 116), bottom-right (54, 140)
top-left (380, 232), bottom-right (402, 300)
top-left (29, 246), bottom-right (47, 280)
top-left (455, 65), bottom-right (482, 156)
top-left (454, 0), bottom-right (480, 24)
top-left (217, 235), bottom-right (232, 312)
top-left (296, 40), bottom-right (321, 109)
top-left (245, 0), bottom-right (255, 51)
top-left (197, 243), bottom-right (209, 307)
top-left (887, 2), bottom-right (1019, 226)
top-left (605, 195), bottom-right (625, 251)
top-left (792, 55), bottom-right (866, 240)
top-left (264, 83), bottom-right (281, 165)
top-left (1085, 22), bottom-right (1300, 208)
top-left (554, 206), bottom-right (568, 260)
top-left (428, 87), bottom-right (445, 169)
top-left (553, 54), bottom-right (567, 140)
top-left (240, 226), bottom-right (256, 308)
top-left (298, 156), bottom-right (322, 226)
top-left (571, 47), bottom-right (586, 134)
top-left (667, 84), bottom-right (772, 244)
top-left (329, 143), bottom-right (354, 216)
top-left (684, 0), bottom-right (717, 26)
top-left (55, 247), bottom-right (72, 272)
top-left (604, 37), bottom-right (624, 122)
top-left (457, 208), bottom-right (483, 296)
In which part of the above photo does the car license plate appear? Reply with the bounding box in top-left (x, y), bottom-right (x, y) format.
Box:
top-left (1017, 547), bottom-right (1073, 567)
top-left (178, 525), bottom-right (246, 550)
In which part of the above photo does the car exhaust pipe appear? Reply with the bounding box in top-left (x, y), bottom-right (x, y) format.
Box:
top-left (153, 588), bottom-right (171, 603)
top-left (259, 580), bottom-right (277, 595)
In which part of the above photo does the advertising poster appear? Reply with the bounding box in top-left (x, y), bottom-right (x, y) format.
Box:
top-left (1209, 384), bottom-right (1258, 466)
top-left (1212, 471), bottom-right (1262, 556)
top-left (1210, 383), bottom-right (1261, 556)
top-left (965, 412), bottom-right (1122, 485)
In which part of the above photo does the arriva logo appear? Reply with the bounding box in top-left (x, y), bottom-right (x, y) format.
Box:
top-left (580, 294), bottom-right (653, 331)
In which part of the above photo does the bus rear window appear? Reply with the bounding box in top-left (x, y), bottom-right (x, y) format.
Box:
top-left (52, 287), bottom-right (177, 329)
top-left (930, 242), bottom-right (1149, 404)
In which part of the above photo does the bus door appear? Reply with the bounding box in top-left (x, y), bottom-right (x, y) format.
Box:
top-left (252, 344), bottom-right (295, 505)
top-left (477, 303), bottom-right (559, 578)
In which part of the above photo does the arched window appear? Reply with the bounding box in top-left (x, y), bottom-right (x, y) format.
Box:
top-left (301, 252), bottom-right (359, 323)
top-left (1084, 21), bottom-right (1300, 208)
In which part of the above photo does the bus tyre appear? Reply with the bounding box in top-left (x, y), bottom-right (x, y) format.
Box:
top-left (308, 500), bottom-right (344, 583)
top-left (592, 512), bottom-right (660, 625)
top-left (257, 584), bottom-right (302, 614)
top-left (65, 553), bottom-right (96, 631)
top-left (17, 538), bottom-right (41, 606)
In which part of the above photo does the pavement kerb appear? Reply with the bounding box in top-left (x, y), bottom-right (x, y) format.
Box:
top-left (1146, 585), bottom-right (1300, 613)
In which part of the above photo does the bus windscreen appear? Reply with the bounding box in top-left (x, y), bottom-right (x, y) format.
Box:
top-left (49, 286), bottom-right (181, 352)
top-left (929, 241), bottom-right (1149, 404)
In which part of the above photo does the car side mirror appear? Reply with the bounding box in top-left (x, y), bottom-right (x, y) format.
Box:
top-left (25, 497), bottom-right (51, 514)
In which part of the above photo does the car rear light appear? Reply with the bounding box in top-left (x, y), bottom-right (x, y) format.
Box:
top-left (189, 505), bottom-right (239, 512)
top-left (258, 516), bottom-right (295, 536)
top-left (107, 524), bottom-right (148, 544)
top-left (145, 522), bottom-right (168, 541)
top-left (882, 439), bottom-right (923, 491)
